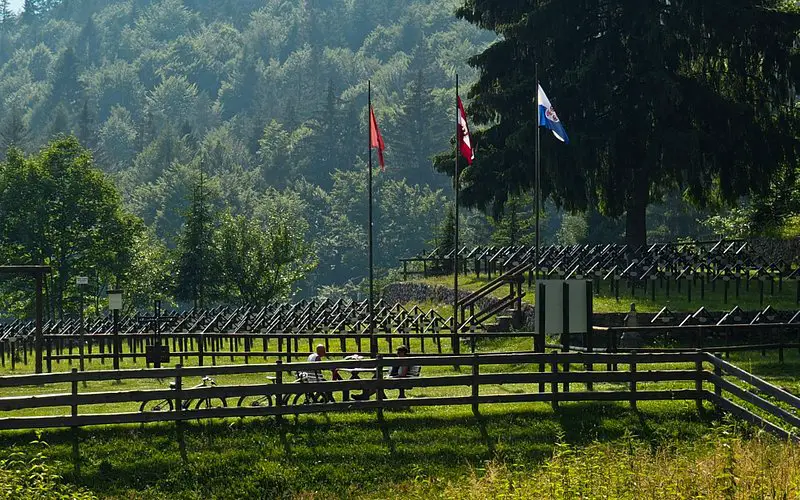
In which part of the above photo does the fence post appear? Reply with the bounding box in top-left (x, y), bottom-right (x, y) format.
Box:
top-left (585, 282), bottom-right (594, 391)
top-left (562, 282), bottom-right (570, 393)
top-left (46, 338), bottom-right (52, 373)
top-left (550, 351), bottom-right (559, 411)
top-left (695, 357), bottom-right (704, 414)
top-left (537, 283), bottom-right (546, 393)
top-left (471, 354), bottom-right (479, 417)
top-left (275, 360), bottom-right (284, 421)
top-left (174, 364), bottom-right (187, 463)
top-left (376, 355), bottom-right (385, 422)
top-left (71, 368), bottom-right (80, 477)
top-left (197, 334), bottom-right (204, 367)
top-left (630, 355), bottom-right (637, 411)
top-left (714, 363), bottom-right (722, 401)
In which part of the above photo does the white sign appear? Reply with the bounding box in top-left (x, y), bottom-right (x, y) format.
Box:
top-left (535, 280), bottom-right (590, 335)
top-left (76, 276), bottom-right (89, 285)
top-left (108, 291), bottom-right (123, 310)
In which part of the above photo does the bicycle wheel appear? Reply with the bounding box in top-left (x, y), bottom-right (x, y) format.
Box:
top-left (237, 395), bottom-right (272, 408)
top-left (140, 399), bottom-right (174, 413)
top-left (292, 392), bottom-right (329, 405)
top-left (194, 397), bottom-right (228, 410)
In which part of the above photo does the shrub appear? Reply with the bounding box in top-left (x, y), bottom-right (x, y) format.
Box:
top-left (0, 440), bottom-right (95, 500)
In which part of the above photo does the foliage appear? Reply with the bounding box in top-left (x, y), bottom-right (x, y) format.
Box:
top-left (0, 137), bottom-right (139, 317)
top-left (216, 211), bottom-right (317, 304)
top-left (2, 396), bottom-right (798, 499)
top-left (0, 440), bottom-right (95, 500)
top-left (174, 171), bottom-right (220, 308)
top-left (450, 0), bottom-right (800, 247)
top-left (0, 0), bottom-right (498, 304)
top-left (401, 429), bottom-right (800, 500)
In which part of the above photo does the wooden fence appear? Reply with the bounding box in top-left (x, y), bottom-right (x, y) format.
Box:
top-left (3, 320), bottom-right (800, 374)
top-left (1, 352), bottom-right (797, 442)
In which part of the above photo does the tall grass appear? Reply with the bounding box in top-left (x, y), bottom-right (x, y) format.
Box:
top-left (0, 438), bottom-right (95, 500)
top-left (390, 427), bottom-right (800, 500)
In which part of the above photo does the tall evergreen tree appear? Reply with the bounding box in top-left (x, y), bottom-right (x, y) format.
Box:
top-left (393, 69), bottom-right (445, 185)
top-left (450, 1), bottom-right (800, 246)
top-left (22, 0), bottom-right (39, 22)
top-left (47, 103), bottom-right (70, 139)
top-left (0, 0), bottom-right (12, 27)
top-left (175, 169), bottom-right (219, 308)
top-left (0, 107), bottom-right (30, 153)
top-left (77, 101), bottom-right (94, 148)
top-left (50, 48), bottom-right (82, 107)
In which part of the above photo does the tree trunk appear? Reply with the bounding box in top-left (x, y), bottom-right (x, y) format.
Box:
top-left (625, 173), bottom-right (649, 248)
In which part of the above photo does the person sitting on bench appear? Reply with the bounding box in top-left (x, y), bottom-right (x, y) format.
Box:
top-left (389, 345), bottom-right (410, 377)
top-left (305, 344), bottom-right (341, 381)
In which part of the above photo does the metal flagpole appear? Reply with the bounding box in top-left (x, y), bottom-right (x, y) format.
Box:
top-left (534, 64), bottom-right (543, 355)
top-left (453, 74), bottom-right (460, 354)
top-left (534, 64), bottom-right (541, 283)
top-left (368, 80), bottom-right (376, 356)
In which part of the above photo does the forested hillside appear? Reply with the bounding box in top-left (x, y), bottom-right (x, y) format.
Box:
top-left (0, 0), bottom-right (496, 313)
top-left (0, 0), bottom-right (778, 317)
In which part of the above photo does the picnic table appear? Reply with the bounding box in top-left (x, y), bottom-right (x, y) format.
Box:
top-left (339, 367), bottom-right (380, 401)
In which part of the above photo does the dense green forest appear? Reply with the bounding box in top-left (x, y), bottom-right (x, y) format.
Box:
top-left (0, 0), bottom-right (794, 317)
top-left (0, 0), bottom-right (496, 314)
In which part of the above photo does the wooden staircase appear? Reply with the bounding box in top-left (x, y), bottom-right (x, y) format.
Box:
top-left (456, 261), bottom-right (533, 332)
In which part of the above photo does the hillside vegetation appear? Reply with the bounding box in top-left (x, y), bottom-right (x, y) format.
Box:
top-left (0, 0), bottom-right (493, 312)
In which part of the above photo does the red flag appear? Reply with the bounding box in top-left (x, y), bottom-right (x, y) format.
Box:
top-left (457, 96), bottom-right (474, 165)
top-left (369, 106), bottom-right (385, 171)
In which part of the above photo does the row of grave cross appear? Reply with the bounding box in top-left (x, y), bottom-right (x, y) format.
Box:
top-left (0, 299), bottom-right (466, 344)
top-left (405, 240), bottom-right (800, 282)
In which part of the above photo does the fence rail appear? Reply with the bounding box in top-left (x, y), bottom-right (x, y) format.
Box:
top-left (1, 352), bottom-right (797, 442)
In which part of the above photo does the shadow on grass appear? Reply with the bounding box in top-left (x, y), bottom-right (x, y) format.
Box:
top-left (0, 402), bottom-right (715, 499)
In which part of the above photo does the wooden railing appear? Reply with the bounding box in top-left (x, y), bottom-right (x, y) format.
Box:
top-left (590, 323), bottom-right (800, 361)
top-left (0, 352), bottom-right (708, 432)
top-left (2, 350), bottom-right (798, 476)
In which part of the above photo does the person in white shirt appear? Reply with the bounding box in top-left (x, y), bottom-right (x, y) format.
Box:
top-left (307, 344), bottom-right (341, 380)
top-left (308, 344), bottom-right (326, 362)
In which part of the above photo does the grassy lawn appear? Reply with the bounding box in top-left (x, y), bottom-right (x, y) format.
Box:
top-left (1, 392), bottom-right (797, 498)
top-left (0, 399), bottom-right (724, 499)
top-left (415, 274), bottom-right (800, 313)
top-left (2, 339), bottom-right (800, 498)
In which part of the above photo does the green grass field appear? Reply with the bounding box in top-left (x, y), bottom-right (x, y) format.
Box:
top-left (416, 274), bottom-right (800, 313)
top-left (1, 335), bottom-right (799, 498)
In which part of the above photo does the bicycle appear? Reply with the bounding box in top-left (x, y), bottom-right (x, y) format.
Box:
top-left (237, 376), bottom-right (278, 408)
top-left (140, 376), bottom-right (227, 413)
top-left (288, 371), bottom-right (335, 406)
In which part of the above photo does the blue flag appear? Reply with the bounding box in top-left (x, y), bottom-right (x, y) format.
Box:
top-left (538, 84), bottom-right (569, 144)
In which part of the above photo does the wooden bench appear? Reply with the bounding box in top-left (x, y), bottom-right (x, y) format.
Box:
top-left (388, 365), bottom-right (422, 399)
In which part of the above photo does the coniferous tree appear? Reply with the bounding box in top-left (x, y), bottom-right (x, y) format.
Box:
top-left (51, 48), bottom-right (82, 108)
top-left (491, 194), bottom-right (534, 246)
top-left (0, 0), bottom-right (12, 26)
top-left (175, 169), bottom-right (219, 308)
top-left (448, 1), bottom-right (800, 246)
top-left (47, 103), bottom-right (70, 139)
top-left (77, 101), bottom-right (94, 148)
top-left (393, 69), bottom-right (445, 185)
top-left (22, 0), bottom-right (39, 22)
top-left (77, 17), bottom-right (100, 62)
top-left (0, 107), bottom-right (30, 153)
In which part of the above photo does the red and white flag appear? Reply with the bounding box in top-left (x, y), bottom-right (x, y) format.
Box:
top-left (369, 106), bottom-right (385, 171)
top-left (457, 96), bottom-right (473, 165)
